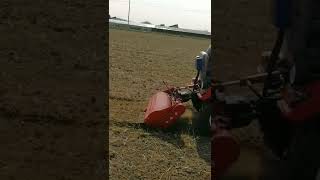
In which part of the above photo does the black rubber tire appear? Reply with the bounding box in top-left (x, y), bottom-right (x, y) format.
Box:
top-left (264, 119), bottom-right (320, 180)
top-left (192, 103), bottom-right (212, 137)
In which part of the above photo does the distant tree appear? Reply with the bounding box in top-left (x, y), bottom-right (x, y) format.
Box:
top-left (141, 21), bottom-right (152, 24)
top-left (159, 24), bottom-right (165, 26)
top-left (169, 24), bottom-right (179, 28)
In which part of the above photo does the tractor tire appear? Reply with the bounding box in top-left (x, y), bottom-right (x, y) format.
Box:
top-left (256, 98), bottom-right (292, 158)
top-left (264, 119), bottom-right (320, 180)
top-left (192, 103), bottom-right (212, 137)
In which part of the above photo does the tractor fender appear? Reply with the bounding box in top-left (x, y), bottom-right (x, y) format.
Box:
top-left (212, 127), bottom-right (240, 178)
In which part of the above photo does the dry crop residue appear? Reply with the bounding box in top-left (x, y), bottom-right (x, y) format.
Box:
top-left (109, 29), bottom-right (211, 179)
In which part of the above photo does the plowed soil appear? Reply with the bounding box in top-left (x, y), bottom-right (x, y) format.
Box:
top-left (0, 0), bottom-right (106, 179)
top-left (109, 29), bottom-right (211, 180)
top-left (110, 0), bottom-right (280, 179)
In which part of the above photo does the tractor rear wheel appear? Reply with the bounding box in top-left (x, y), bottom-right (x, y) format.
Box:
top-left (192, 103), bottom-right (212, 136)
top-left (264, 119), bottom-right (320, 180)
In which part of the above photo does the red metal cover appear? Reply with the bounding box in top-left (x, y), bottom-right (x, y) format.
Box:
top-left (144, 91), bottom-right (186, 128)
top-left (283, 80), bottom-right (320, 123)
top-left (197, 87), bottom-right (212, 102)
top-left (212, 129), bottom-right (240, 178)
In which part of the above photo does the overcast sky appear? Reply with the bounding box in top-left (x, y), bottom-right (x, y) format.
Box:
top-left (109, 0), bottom-right (211, 32)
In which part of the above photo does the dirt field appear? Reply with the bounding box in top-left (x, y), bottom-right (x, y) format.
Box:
top-left (110, 0), bottom-right (280, 179)
top-left (0, 0), bottom-right (283, 179)
top-left (109, 29), bottom-right (211, 179)
top-left (0, 0), bottom-right (106, 179)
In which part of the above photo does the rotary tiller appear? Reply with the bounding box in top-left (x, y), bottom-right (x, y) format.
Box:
top-left (142, 46), bottom-right (284, 177)
top-left (142, 39), bottom-right (299, 178)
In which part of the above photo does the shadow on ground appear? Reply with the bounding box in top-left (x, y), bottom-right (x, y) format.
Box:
top-left (113, 118), bottom-right (211, 165)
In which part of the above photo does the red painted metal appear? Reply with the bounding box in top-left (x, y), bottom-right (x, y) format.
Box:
top-left (197, 87), bottom-right (212, 102)
top-left (282, 80), bottom-right (320, 123)
top-left (144, 91), bottom-right (186, 129)
top-left (212, 130), bottom-right (240, 178)
top-left (212, 116), bottom-right (240, 178)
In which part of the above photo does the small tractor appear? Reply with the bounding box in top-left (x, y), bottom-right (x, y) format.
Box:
top-left (144, 0), bottom-right (320, 179)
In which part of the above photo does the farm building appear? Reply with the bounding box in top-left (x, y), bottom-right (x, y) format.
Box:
top-left (108, 18), bottom-right (211, 38)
